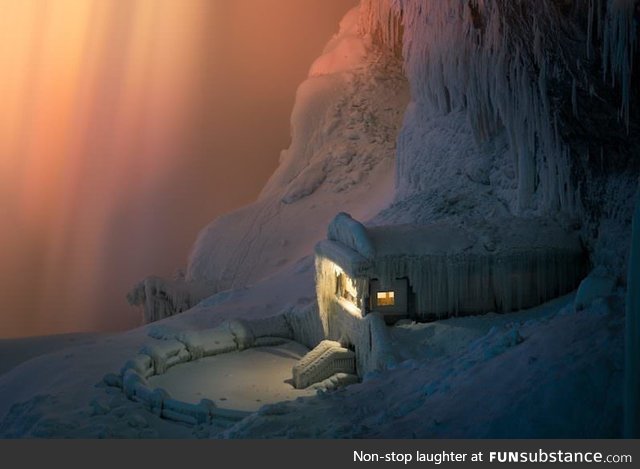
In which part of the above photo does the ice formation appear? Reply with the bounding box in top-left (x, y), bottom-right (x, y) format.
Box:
top-left (127, 275), bottom-right (213, 324)
top-left (625, 191), bottom-right (640, 437)
top-left (124, 6), bottom-right (408, 323)
top-left (361, 0), bottom-right (638, 215)
top-left (574, 267), bottom-right (616, 310)
top-left (601, 0), bottom-right (638, 129)
top-left (131, 0), bottom-right (638, 324)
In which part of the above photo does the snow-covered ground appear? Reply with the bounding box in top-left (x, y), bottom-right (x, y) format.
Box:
top-left (147, 341), bottom-right (315, 412)
top-left (221, 293), bottom-right (624, 438)
top-left (0, 258), bottom-right (316, 438)
top-left (0, 262), bottom-right (625, 438)
top-left (0, 332), bottom-right (104, 376)
top-left (0, 0), bottom-right (636, 438)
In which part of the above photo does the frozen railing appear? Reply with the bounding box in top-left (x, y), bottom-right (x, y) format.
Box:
top-left (104, 314), bottom-right (294, 426)
top-left (292, 340), bottom-right (356, 389)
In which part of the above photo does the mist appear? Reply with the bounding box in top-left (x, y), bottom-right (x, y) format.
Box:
top-left (0, 0), bottom-right (357, 338)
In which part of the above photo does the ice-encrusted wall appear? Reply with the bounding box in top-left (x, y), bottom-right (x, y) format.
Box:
top-left (314, 255), bottom-right (397, 376)
top-left (318, 212), bottom-right (587, 318)
top-left (371, 249), bottom-right (586, 317)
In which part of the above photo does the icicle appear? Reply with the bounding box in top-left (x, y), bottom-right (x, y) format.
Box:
top-left (358, 0), bottom-right (403, 53)
top-left (588, 0), bottom-right (595, 59)
top-left (127, 276), bottom-right (213, 323)
top-left (601, 0), bottom-right (636, 131)
top-left (369, 247), bottom-right (584, 319)
top-left (367, 0), bottom-right (578, 214)
top-left (572, 77), bottom-right (579, 117)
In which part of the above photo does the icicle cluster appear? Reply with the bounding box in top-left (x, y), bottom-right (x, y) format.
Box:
top-left (127, 276), bottom-right (213, 324)
top-left (372, 249), bottom-right (586, 318)
top-left (601, 0), bottom-right (638, 130)
top-left (315, 256), bottom-right (342, 340)
top-left (358, 0), bottom-right (403, 54)
top-left (359, 0), bottom-right (638, 214)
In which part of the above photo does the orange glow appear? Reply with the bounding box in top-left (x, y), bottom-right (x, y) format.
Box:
top-left (0, 0), bottom-right (355, 338)
top-left (0, 0), bottom-right (206, 337)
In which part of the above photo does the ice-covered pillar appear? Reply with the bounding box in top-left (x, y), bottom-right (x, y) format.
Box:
top-left (625, 193), bottom-right (640, 437)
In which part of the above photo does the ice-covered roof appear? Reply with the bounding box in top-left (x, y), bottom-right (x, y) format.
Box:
top-left (367, 218), bottom-right (582, 258)
top-left (315, 239), bottom-right (371, 278)
top-left (317, 213), bottom-right (583, 272)
top-left (367, 223), bottom-right (475, 257)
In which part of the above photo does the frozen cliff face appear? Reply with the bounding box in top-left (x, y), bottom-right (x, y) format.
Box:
top-left (138, 0), bottom-right (637, 321)
top-left (362, 0), bottom-right (639, 276)
top-left (186, 7), bottom-right (409, 291)
top-left (131, 7), bottom-right (409, 322)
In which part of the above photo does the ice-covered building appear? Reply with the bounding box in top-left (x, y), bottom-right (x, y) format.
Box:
top-left (315, 212), bottom-right (587, 330)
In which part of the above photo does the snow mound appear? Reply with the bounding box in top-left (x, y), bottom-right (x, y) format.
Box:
top-left (309, 7), bottom-right (367, 77)
top-left (575, 267), bottom-right (617, 310)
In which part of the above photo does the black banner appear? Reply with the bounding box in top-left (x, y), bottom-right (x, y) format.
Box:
top-left (0, 439), bottom-right (638, 469)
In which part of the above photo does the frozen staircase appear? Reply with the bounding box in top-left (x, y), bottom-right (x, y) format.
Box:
top-left (292, 340), bottom-right (356, 389)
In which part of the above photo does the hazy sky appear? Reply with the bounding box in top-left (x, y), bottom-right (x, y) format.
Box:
top-left (0, 0), bottom-right (357, 338)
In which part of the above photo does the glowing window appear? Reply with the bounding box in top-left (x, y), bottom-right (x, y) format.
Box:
top-left (376, 291), bottom-right (395, 306)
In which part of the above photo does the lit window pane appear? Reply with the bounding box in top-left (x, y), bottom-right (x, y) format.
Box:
top-left (376, 291), bottom-right (395, 306)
